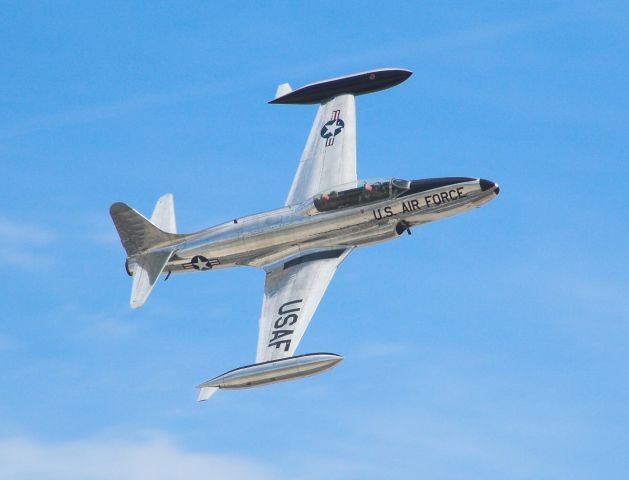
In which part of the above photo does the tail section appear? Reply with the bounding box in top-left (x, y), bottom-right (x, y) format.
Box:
top-left (110, 194), bottom-right (184, 308)
top-left (110, 199), bottom-right (180, 257)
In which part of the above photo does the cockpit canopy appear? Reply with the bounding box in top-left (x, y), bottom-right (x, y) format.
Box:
top-left (312, 178), bottom-right (411, 213)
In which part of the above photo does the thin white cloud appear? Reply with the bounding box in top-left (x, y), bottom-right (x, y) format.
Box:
top-left (0, 249), bottom-right (56, 269)
top-left (0, 217), bottom-right (56, 243)
top-left (0, 6), bottom-right (594, 142)
top-left (0, 80), bottom-right (239, 140)
top-left (71, 306), bottom-right (138, 339)
top-left (287, 5), bottom-right (595, 79)
top-left (0, 213), bottom-right (122, 269)
top-left (0, 217), bottom-right (57, 269)
top-left (0, 434), bottom-right (275, 480)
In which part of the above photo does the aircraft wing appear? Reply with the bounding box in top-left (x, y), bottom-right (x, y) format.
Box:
top-left (285, 94), bottom-right (357, 206)
top-left (256, 249), bottom-right (352, 362)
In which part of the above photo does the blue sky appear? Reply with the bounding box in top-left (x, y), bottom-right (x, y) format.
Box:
top-left (1, 1), bottom-right (628, 478)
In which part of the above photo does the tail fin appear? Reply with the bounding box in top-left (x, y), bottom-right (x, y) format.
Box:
top-left (197, 386), bottom-right (219, 401)
top-left (110, 200), bottom-right (180, 257)
top-left (274, 83), bottom-right (293, 100)
top-left (110, 195), bottom-right (184, 308)
top-left (150, 193), bottom-right (177, 233)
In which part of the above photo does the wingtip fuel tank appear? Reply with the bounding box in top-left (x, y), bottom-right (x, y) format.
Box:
top-left (197, 353), bottom-right (343, 401)
top-left (269, 68), bottom-right (412, 104)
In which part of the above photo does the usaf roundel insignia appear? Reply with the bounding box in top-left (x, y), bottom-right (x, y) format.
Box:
top-left (320, 110), bottom-right (344, 146)
top-left (183, 255), bottom-right (218, 271)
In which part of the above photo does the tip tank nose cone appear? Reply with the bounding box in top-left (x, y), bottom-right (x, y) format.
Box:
top-left (479, 178), bottom-right (496, 191)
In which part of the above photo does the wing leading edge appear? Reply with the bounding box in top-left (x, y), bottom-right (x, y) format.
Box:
top-left (279, 68), bottom-right (412, 207)
top-left (256, 68), bottom-right (412, 362)
top-left (285, 94), bottom-right (357, 206)
top-left (256, 249), bottom-right (352, 363)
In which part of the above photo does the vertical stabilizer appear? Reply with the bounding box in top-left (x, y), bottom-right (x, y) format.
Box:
top-left (275, 83), bottom-right (293, 100)
top-left (151, 193), bottom-right (177, 233)
top-left (197, 386), bottom-right (219, 401)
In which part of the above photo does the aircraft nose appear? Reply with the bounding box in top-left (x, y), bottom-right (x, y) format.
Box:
top-left (479, 178), bottom-right (500, 195)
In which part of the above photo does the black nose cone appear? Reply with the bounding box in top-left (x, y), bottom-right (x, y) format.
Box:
top-left (479, 178), bottom-right (496, 191)
top-left (479, 178), bottom-right (500, 195)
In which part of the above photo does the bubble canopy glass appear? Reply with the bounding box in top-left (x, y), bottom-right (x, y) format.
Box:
top-left (312, 178), bottom-right (411, 213)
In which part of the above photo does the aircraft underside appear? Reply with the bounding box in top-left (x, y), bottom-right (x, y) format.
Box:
top-left (110, 67), bottom-right (500, 400)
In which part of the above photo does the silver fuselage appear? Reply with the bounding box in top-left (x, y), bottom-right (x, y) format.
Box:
top-left (126, 177), bottom-right (499, 275)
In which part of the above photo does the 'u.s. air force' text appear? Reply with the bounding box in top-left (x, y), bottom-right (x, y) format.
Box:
top-left (372, 187), bottom-right (466, 219)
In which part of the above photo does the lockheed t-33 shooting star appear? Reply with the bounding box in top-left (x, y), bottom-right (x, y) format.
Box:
top-left (110, 68), bottom-right (500, 400)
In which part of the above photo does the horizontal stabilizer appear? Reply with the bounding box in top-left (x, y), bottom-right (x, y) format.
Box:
top-left (110, 202), bottom-right (181, 256)
top-left (269, 68), bottom-right (412, 105)
top-left (130, 249), bottom-right (175, 309)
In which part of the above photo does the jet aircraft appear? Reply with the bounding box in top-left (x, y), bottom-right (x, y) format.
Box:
top-left (110, 68), bottom-right (500, 400)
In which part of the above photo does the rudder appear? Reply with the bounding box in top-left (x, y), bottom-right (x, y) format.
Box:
top-left (150, 193), bottom-right (177, 233)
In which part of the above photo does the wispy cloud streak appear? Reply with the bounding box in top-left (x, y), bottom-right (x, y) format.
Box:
top-left (0, 217), bottom-right (57, 269)
top-left (0, 217), bottom-right (56, 243)
top-left (0, 6), bottom-right (594, 142)
top-left (0, 434), bottom-right (275, 480)
top-left (0, 81), bottom-right (238, 140)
